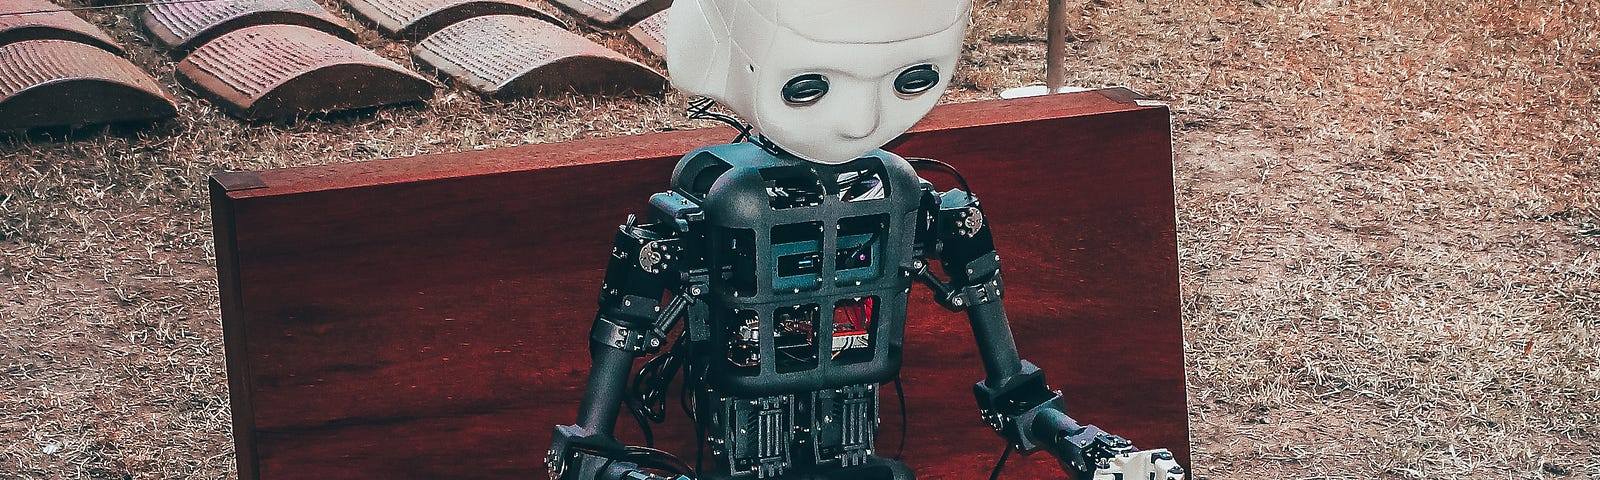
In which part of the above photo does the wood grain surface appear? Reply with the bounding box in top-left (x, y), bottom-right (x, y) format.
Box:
top-left (211, 88), bottom-right (1187, 480)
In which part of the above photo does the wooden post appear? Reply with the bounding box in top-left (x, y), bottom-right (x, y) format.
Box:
top-left (1047, 0), bottom-right (1066, 92)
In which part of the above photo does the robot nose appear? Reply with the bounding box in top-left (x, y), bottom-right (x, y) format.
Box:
top-left (834, 91), bottom-right (881, 140)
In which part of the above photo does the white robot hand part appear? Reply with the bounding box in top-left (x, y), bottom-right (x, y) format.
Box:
top-left (664, 0), bottom-right (970, 164)
top-left (1093, 449), bottom-right (1187, 480)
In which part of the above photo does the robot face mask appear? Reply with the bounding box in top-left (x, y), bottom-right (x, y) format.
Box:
top-left (666, 0), bottom-right (973, 164)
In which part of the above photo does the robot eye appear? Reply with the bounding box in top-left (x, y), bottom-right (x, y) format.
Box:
top-left (782, 74), bottom-right (829, 105)
top-left (894, 64), bottom-right (940, 96)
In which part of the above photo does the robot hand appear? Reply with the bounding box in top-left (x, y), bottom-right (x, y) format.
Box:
top-left (1091, 449), bottom-right (1185, 480)
top-left (1031, 409), bottom-right (1185, 480)
top-left (546, 425), bottom-right (693, 480)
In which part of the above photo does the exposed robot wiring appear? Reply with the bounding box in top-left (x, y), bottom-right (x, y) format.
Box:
top-left (627, 332), bottom-right (691, 447)
top-left (687, 97), bottom-right (753, 143)
top-left (570, 443), bottom-right (696, 478)
top-left (891, 375), bottom-right (907, 460)
top-left (672, 353), bottom-right (709, 473)
top-left (844, 230), bottom-right (880, 273)
top-left (906, 157), bottom-right (974, 195)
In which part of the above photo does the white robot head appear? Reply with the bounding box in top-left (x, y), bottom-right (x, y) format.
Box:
top-left (666, 0), bottom-right (973, 164)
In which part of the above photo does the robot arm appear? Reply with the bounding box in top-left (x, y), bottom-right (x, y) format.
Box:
top-left (548, 198), bottom-right (710, 480)
top-left (913, 185), bottom-right (1184, 480)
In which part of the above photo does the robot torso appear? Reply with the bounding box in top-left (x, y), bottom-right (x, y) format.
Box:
top-left (670, 142), bottom-right (923, 397)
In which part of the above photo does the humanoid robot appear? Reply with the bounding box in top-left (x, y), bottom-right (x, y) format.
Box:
top-left (545, 1), bottom-right (1185, 479)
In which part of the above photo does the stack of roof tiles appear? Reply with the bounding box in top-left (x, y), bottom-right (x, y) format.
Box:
top-left (0, 0), bottom-right (176, 129)
top-left (5, 0), bottom-right (678, 129)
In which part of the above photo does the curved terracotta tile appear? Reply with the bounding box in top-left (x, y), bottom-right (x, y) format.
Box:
top-left (342, 0), bottom-right (565, 38)
top-left (141, 0), bottom-right (356, 56)
top-left (0, 0), bottom-right (122, 54)
top-left (413, 14), bottom-right (664, 97)
top-left (626, 7), bottom-right (665, 57)
top-left (546, 0), bottom-right (666, 27)
top-left (0, 40), bottom-right (176, 128)
top-left (177, 24), bottom-right (436, 120)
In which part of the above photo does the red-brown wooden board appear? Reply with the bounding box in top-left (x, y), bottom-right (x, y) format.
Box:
top-left (211, 88), bottom-right (1188, 480)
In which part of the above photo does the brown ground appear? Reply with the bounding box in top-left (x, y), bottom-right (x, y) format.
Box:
top-left (2, 0), bottom-right (1597, 478)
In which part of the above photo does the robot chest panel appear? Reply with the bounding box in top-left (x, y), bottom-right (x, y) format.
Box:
top-left (700, 193), bottom-right (915, 395)
top-left (702, 164), bottom-right (913, 300)
top-left (678, 146), bottom-right (919, 395)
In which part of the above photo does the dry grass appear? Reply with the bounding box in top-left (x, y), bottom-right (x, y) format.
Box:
top-left (2, 0), bottom-right (1598, 478)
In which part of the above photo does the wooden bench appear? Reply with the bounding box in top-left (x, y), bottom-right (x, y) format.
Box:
top-left (210, 88), bottom-right (1189, 480)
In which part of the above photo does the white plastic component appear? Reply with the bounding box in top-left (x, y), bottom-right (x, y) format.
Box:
top-left (1092, 449), bottom-right (1186, 480)
top-left (831, 333), bottom-right (869, 352)
top-left (666, 0), bottom-right (973, 164)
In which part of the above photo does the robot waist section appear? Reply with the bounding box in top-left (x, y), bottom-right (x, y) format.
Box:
top-left (705, 383), bottom-right (880, 480)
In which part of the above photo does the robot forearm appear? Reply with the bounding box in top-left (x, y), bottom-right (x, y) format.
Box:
top-left (920, 186), bottom-right (1183, 479)
top-left (966, 287), bottom-right (1183, 480)
top-left (965, 297), bottom-right (1024, 390)
top-left (573, 345), bottom-right (636, 435)
top-left (919, 187), bottom-right (1053, 448)
top-left (550, 215), bottom-right (703, 480)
